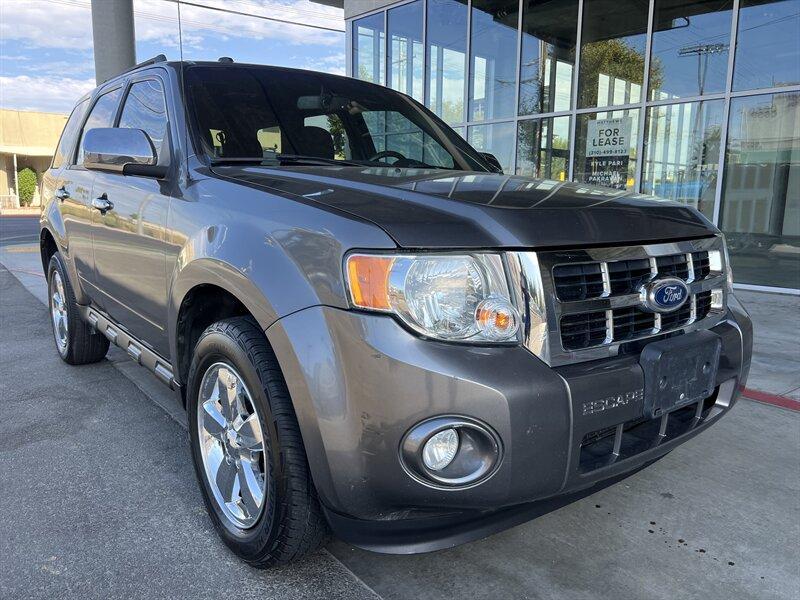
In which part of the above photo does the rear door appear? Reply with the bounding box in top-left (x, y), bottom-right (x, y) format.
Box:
top-left (59, 87), bottom-right (124, 290)
top-left (90, 73), bottom-right (172, 353)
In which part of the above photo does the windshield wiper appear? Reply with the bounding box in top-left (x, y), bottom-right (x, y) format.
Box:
top-left (209, 154), bottom-right (364, 167)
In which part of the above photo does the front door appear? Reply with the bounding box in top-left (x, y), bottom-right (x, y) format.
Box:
top-left (90, 76), bottom-right (172, 354)
top-left (60, 88), bottom-right (123, 289)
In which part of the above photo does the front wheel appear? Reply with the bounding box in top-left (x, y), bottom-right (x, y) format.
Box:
top-left (187, 317), bottom-right (329, 567)
top-left (47, 253), bottom-right (109, 365)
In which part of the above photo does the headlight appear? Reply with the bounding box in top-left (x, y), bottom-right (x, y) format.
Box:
top-left (345, 252), bottom-right (520, 343)
top-left (709, 237), bottom-right (734, 291)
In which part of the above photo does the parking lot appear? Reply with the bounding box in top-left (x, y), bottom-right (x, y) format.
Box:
top-left (1, 219), bottom-right (798, 600)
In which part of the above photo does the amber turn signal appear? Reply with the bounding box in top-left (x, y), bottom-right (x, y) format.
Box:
top-left (346, 254), bottom-right (394, 311)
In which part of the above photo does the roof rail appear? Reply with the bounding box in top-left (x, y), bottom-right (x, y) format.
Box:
top-left (106, 54), bottom-right (168, 81)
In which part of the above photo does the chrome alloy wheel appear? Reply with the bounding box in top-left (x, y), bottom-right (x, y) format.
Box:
top-left (197, 362), bottom-right (268, 529)
top-left (50, 270), bottom-right (68, 354)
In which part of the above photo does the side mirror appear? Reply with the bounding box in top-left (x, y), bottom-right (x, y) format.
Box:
top-left (83, 127), bottom-right (168, 178)
top-left (480, 152), bottom-right (504, 174)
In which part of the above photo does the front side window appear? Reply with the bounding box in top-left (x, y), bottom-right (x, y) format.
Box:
top-left (185, 66), bottom-right (490, 171)
top-left (119, 79), bottom-right (169, 161)
top-left (76, 87), bottom-right (123, 165)
top-left (53, 99), bottom-right (89, 168)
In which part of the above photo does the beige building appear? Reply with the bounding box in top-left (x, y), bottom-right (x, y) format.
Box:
top-left (0, 109), bottom-right (68, 209)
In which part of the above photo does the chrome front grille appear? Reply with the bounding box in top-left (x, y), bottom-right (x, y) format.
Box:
top-left (508, 237), bottom-right (729, 366)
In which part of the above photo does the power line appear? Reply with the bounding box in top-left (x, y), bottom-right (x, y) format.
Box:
top-left (40, 0), bottom-right (345, 35)
top-left (162, 0), bottom-right (345, 33)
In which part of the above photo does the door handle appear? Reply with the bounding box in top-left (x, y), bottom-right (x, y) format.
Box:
top-left (55, 186), bottom-right (70, 201)
top-left (92, 194), bottom-right (114, 214)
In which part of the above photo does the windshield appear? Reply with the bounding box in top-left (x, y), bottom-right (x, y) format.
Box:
top-left (184, 65), bottom-right (493, 171)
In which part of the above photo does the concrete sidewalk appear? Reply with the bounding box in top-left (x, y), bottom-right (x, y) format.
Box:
top-left (1, 243), bottom-right (798, 600)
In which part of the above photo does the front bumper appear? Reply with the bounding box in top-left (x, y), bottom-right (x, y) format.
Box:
top-left (265, 294), bottom-right (752, 553)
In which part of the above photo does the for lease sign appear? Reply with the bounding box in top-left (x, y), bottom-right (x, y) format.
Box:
top-left (586, 117), bottom-right (632, 157)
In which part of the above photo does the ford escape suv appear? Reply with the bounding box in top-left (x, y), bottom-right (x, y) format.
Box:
top-left (40, 56), bottom-right (753, 567)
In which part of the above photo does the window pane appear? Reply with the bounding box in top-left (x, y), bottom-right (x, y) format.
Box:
top-left (574, 109), bottom-right (640, 190)
top-left (77, 88), bottom-right (123, 165)
top-left (642, 100), bottom-right (724, 220)
top-left (468, 121), bottom-right (515, 172)
top-left (519, 0), bottom-right (578, 116)
top-left (578, 0), bottom-right (649, 109)
top-left (733, 0), bottom-right (800, 91)
top-left (427, 0), bottom-right (468, 124)
top-left (119, 80), bottom-right (168, 161)
top-left (516, 116), bottom-right (571, 180)
top-left (721, 92), bottom-right (800, 288)
top-left (649, 0), bottom-right (733, 100)
top-left (354, 13), bottom-right (385, 85)
top-left (53, 99), bottom-right (89, 168)
top-left (469, 0), bottom-right (519, 121)
top-left (388, 1), bottom-right (424, 102)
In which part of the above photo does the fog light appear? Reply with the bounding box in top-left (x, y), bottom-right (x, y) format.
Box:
top-left (422, 428), bottom-right (459, 471)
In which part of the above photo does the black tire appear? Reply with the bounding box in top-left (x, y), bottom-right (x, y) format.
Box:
top-left (187, 316), bottom-right (329, 567)
top-left (47, 253), bottom-right (109, 365)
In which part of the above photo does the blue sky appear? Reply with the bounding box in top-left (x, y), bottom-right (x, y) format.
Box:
top-left (0, 0), bottom-right (345, 114)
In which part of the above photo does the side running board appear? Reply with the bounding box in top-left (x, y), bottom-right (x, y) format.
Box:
top-left (79, 306), bottom-right (178, 391)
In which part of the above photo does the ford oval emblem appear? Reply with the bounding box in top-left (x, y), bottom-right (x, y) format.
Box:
top-left (640, 277), bottom-right (689, 313)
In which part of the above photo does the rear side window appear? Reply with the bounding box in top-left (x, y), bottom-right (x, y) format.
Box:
top-left (119, 79), bottom-right (169, 161)
top-left (76, 87), bottom-right (123, 165)
top-left (52, 99), bottom-right (89, 169)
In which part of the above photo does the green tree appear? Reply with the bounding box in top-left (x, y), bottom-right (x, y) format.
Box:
top-left (17, 168), bottom-right (37, 207)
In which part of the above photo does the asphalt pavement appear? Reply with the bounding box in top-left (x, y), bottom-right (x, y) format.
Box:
top-left (1, 216), bottom-right (798, 600)
top-left (0, 215), bottom-right (39, 247)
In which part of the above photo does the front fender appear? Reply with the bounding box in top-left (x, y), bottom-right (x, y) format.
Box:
top-left (166, 207), bottom-right (396, 369)
top-left (41, 198), bottom-right (92, 305)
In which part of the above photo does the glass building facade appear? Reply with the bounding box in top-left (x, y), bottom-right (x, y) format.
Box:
top-left (348, 0), bottom-right (800, 291)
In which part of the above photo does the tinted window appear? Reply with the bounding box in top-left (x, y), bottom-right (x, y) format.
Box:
top-left (119, 79), bottom-right (169, 161)
top-left (53, 99), bottom-right (89, 168)
top-left (77, 88), bottom-right (123, 165)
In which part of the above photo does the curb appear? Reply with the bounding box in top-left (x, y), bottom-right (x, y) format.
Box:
top-left (742, 388), bottom-right (800, 411)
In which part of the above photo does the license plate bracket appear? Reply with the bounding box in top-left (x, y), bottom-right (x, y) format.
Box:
top-left (640, 330), bottom-right (721, 419)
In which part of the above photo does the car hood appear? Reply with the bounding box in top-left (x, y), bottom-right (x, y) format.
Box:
top-left (210, 165), bottom-right (718, 249)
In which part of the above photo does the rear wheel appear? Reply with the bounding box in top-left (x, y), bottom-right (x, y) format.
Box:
top-left (187, 316), bottom-right (329, 567)
top-left (47, 253), bottom-right (109, 365)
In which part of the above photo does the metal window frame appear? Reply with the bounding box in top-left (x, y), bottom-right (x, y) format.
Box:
top-left (345, 0), bottom-right (800, 293)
